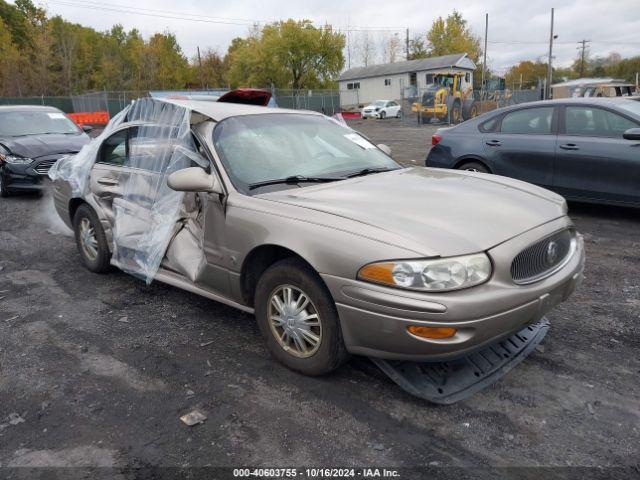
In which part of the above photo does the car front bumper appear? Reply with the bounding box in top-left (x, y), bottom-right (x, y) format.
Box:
top-left (1, 155), bottom-right (62, 191)
top-left (322, 217), bottom-right (585, 361)
top-left (362, 111), bottom-right (380, 118)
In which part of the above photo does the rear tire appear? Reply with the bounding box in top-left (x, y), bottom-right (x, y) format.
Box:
top-left (255, 258), bottom-right (349, 376)
top-left (73, 203), bottom-right (112, 273)
top-left (457, 161), bottom-right (490, 173)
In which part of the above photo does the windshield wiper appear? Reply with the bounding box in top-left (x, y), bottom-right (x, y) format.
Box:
top-left (248, 175), bottom-right (342, 191)
top-left (345, 167), bottom-right (398, 178)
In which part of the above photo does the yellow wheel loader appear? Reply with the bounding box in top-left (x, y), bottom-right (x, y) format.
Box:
top-left (411, 73), bottom-right (477, 124)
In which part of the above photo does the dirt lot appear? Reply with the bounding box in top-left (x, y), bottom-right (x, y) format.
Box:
top-left (1, 118), bottom-right (639, 477)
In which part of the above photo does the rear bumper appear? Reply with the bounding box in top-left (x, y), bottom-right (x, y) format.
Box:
top-left (322, 217), bottom-right (585, 361)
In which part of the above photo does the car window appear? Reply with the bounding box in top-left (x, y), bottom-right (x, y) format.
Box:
top-left (99, 129), bottom-right (128, 166)
top-left (479, 116), bottom-right (499, 133)
top-left (213, 113), bottom-right (399, 193)
top-left (565, 106), bottom-right (638, 138)
top-left (388, 101), bottom-right (398, 107)
top-left (500, 107), bottom-right (554, 134)
top-left (0, 110), bottom-right (80, 136)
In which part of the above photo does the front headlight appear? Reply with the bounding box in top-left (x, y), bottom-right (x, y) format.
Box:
top-left (1, 154), bottom-right (34, 165)
top-left (358, 253), bottom-right (492, 292)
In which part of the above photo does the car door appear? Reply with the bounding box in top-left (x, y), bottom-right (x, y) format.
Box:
top-left (387, 101), bottom-right (400, 116)
top-left (482, 106), bottom-right (557, 188)
top-left (554, 104), bottom-right (640, 204)
top-left (188, 122), bottom-right (232, 296)
top-left (90, 127), bottom-right (132, 223)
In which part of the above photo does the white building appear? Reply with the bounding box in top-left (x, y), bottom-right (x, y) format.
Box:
top-left (338, 53), bottom-right (476, 108)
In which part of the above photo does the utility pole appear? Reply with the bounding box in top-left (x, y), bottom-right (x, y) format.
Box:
top-left (346, 15), bottom-right (351, 70)
top-left (480, 14), bottom-right (488, 104)
top-left (197, 46), bottom-right (204, 90)
top-left (577, 39), bottom-right (591, 77)
top-left (406, 28), bottom-right (410, 60)
top-left (546, 8), bottom-right (555, 100)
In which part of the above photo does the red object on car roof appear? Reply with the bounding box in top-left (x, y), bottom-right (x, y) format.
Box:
top-left (217, 89), bottom-right (271, 106)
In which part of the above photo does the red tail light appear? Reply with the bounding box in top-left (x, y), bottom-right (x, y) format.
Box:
top-left (431, 134), bottom-right (443, 146)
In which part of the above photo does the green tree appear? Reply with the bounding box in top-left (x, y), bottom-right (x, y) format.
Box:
top-left (426, 10), bottom-right (482, 63)
top-left (408, 36), bottom-right (428, 60)
top-left (227, 20), bottom-right (345, 90)
top-left (0, 18), bottom-right (25, 96)
top-left (505, 61), bottom-right (549, 89)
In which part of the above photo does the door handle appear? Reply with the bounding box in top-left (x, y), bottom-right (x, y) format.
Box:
top-left (97, 178), bottom-right (119, 186)
top-left (559, 143), bottom-right (579, 151)
top-left (485, 140), bottom-right (501, 147)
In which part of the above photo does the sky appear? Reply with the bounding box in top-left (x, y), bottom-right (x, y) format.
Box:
top-left (27, 0), bottom-right (640, 74)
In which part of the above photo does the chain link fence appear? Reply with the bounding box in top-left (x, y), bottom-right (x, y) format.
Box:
top-left (0, 88), bottom-right (342, 118)
top-left (0, 86), bottom-right (542, 125)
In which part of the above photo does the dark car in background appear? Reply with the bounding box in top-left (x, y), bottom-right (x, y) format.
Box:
top-left (426, 98), bottom-right (640, 208)
top-left (0, 105), bottom-right (91, 197)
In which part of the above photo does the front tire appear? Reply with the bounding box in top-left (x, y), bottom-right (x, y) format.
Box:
top-left (379, 110), bottom-right (386, 119)
top-left (0, 172), bottom-right (10, 198)
top-left (255, 258), bottom-right (349, 376)
top-left (73, 203), bottom-right (112, 273)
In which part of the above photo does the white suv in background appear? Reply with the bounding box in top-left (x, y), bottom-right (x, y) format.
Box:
top-left (362, 100), bottom-right (402, 119)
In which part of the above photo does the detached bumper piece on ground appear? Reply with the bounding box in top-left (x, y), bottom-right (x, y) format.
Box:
top-left (372, 318), bottom-right (549, 404)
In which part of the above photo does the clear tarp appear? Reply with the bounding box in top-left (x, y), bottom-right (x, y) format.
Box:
top-left (50, 98), bottom-right (207, 283)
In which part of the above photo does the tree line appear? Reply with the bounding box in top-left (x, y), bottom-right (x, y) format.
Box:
top-left (2, 0), bottom-right (637, 98)
top-left (0, 0), bottom-right (346, 96)
top-left (505, 52), bottom-right (640, 90)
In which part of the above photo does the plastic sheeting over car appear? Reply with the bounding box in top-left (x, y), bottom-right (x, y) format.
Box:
top-left (49, 98), bottom-right (208, 283)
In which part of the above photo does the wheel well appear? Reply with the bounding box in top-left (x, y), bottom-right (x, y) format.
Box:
top-left (240, 245), bottom-right (313, 307)
top-left (454, 157), bottom-right (491, 172)
top-left (68, 198), bottom-right (87, 223)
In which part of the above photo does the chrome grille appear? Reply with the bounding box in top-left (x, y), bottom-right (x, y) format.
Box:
top-left (511, 229), bottom-right (574, 284)
top-left (34, 159), bottom-right (57, 175)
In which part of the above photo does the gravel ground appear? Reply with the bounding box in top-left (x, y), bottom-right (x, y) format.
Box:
top-left (0, 118), bottom-right (639, 477)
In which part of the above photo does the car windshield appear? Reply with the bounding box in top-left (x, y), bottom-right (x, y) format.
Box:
top-left (372, 101), bottom-right (386, 107)
top-left (213, 113), bottom-right (399, 193)
top-left (0, 110), bottom-right (81, 136)
top-left (617, 99), bottom-right (640, 117)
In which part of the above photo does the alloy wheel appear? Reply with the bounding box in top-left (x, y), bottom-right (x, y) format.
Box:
top-left (79, 217), bottom-right (99, 261)
top-left (268, 285), bottom-right (322, 358)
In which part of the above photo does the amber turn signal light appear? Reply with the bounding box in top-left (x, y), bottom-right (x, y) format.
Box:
top-left (358, 262), bottom-right (396, 285)
top-left (407, 325), bottom-right (457, 339)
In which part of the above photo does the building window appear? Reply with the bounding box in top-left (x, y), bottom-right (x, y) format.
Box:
top-left (426, 73), bottom-right (435, 84)
top-left (346, 82), bottom-right (360, 90)
top-left (384, 78), bottom-right (391, 86)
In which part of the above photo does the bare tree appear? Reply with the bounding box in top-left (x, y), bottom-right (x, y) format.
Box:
top-left (380, 33), bottom-right (402, 64)
top-left (354, 31), bottom-right (377, 67)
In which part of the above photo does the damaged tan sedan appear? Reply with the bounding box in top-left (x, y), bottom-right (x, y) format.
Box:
top-left (51, 97), bottom-right (585, 403)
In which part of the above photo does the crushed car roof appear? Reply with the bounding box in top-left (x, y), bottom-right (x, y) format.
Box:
top-left (162, 99), bottom-right (320, 122)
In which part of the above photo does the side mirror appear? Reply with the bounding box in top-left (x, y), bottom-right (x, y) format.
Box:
top-left (167, 167), bottom-right (222, 193)
top-left (82, 124), bottom-right (93, 133)
top-left (377, 143), bottom-right (392, 156)
top-left (623, 128), bottom-right (640, 141)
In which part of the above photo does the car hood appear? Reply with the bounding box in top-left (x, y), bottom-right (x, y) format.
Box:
top-left (261, 167), bottom-right (567, 257)
top-left (0, 133), bottom-right (90, 159)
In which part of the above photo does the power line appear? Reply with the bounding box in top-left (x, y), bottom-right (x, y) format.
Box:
top-left (46, 0), bottom-right (406, 31)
